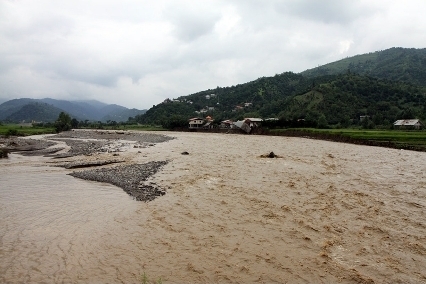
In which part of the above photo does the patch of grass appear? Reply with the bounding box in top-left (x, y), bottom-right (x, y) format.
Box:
top-left (125, 124), bottom-right (167, 131)
top-left (268, 128), bottom-right (426, 151)
top-left (0, 124), bottom-right (55, 136)
top-left (140, 272), bottom-right (163, 284)
top-left (89, 124), bottom-right (167, 131)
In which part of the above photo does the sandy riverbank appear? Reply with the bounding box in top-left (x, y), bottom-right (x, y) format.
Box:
top-left (2, 130), bottom-right (426, 283)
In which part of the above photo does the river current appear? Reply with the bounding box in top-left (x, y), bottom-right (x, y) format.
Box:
top-left (2, 131), bottom-right (426, 283)
top-left (0, 153), bottom-right (144, 283)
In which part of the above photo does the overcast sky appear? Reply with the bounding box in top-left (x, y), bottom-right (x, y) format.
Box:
top-left (1, 0), bottom-right (426, 109)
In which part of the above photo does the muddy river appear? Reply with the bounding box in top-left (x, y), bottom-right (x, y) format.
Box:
top-left (1, 131), bottom-right (426, 283)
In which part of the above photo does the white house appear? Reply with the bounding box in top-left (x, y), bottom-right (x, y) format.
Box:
top-left (393, 119), bottom-right (423, 129)
top-left (188, 117), bottom-right (205, 128)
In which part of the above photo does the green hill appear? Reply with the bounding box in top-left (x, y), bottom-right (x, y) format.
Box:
top-left (301, 47), bottom-right (426, 87)
top-left (0, 98), bottom-right (37, 120)
top-left (5, 102), bottom-right (63, 123)
top-left (283, 73), bottom-right (425, 126)
top-left (0, 98), bottom-right (147, 123)
top-left (135, 47), bottom-right (426, 128)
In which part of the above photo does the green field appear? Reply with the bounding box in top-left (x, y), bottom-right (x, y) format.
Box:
top-left (109, 124), bottom-right (166, 131)
top-left (0, 124), bottom-right (56, 136)
top-left (269, 128), bottom-right (426, 150)
top-left (0, 124), bottom-right (167, 136)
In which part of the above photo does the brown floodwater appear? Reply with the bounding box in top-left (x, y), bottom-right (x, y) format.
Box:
top-left (1, 132), bottom-right (426, 283)
top-left (0, 153), bottom-right (143, 283)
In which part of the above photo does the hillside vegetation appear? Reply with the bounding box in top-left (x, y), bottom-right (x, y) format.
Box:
top-left (135, 47), bottom-right (426, 129)
top-left (301, 47), bottom-right (426, 87)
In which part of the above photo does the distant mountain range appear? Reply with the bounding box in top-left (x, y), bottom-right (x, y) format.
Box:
top-left (0, 98), bottom-right (146, 123)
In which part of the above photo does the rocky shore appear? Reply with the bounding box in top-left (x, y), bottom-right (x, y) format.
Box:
top-left (1, 130), bottom-right (174, 201)
top-left (48, 130), bottom-right (174, 157)
top-left (69, 161), bottom-right (169, 202)
top-left (0, 137), bottom-right (56, 156)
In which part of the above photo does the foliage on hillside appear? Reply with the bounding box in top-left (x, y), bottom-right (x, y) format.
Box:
top-left (284, 74), bottom-right (426, 126)
top-left (135, 72), bottom-right (315, 125)
top-left (135, 47), bottom-right (426, 129)
top-left (135, 73), bottom-right (426, 128)
top-left (301, 47), bottom-right (426, 87)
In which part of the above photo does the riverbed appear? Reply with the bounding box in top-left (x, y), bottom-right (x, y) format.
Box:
top-left (1, 131), bottom-right (425, 283)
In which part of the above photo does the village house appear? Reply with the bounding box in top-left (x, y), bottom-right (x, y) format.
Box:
top-left (244, 118), bottom-right (263, 127)
top-left (393, 119), bottom-right (423, 130)
top-left (203, 116), bottom-right (214, 129)
top-left (220, 119), bottom-right (233, 128)
top-left (188, 117), bottom-right (205, 129)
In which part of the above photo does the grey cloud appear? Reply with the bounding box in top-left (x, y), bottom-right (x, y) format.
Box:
top-left (164, 2), bottom-right (220, 42)
top-left (275, 0), bottom-right (378, 25)
top-left (172, 15), bottom-right (218, 42)
top-left (1, 0), bottom-right (426, 109)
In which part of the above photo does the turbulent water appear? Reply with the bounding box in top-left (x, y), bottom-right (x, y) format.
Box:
top-left (1, 132), bottom-right (426, 283)
top-left (0, 154), bottom-right (143, 283)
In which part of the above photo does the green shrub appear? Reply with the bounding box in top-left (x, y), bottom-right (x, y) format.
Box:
top-left (6, 129), bottom-right (18, 137)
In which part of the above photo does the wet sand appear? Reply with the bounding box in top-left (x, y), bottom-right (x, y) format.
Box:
top-left (1, 130), bottom-right (426, 283)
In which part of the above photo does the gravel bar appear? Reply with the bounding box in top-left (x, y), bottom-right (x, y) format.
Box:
top-left (53, 130), bottom-right (174, 143)
top-left (0, 137), bottom-right (56, 156)
top-left (57, 159), bottom-right (124, 169)
top-left (49, 130), bottom-right (174, 157)
top-left (69, 161), bottom-right (169, 202)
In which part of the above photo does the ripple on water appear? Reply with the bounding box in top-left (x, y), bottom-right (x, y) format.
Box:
top-left (0, 153), bottom-right (141, 283)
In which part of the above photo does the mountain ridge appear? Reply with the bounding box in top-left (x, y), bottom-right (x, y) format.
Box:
top-left (0, 98), bottom-right (147, 123)
top-left (134, 47), bottom-right (426, 128)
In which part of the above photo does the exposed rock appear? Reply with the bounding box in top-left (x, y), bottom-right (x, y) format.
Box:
top-left (0, 148), bottom-right (9, 158)
top-left (57, 159), bottom-right (123, 169)
top-left (0, 137), bottom-right (56, 156)
top-left (260, 151), bottom-right (282, 158)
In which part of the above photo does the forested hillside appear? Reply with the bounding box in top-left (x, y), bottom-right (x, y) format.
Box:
top-left (301, 47), bottom-right (426, 86)
top-left (135, 72), bottom-right (314, 125)
top-left (134, 47), bottom-right (426, 129)
top-left (5, 102), bottom-right (63, 122)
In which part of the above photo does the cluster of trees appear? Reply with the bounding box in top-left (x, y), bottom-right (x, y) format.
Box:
top-left (51, 112), bottom-right (135, 133)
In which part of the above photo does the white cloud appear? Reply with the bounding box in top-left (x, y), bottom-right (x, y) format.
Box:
top-left (1, 0), bottom-right (426, 109)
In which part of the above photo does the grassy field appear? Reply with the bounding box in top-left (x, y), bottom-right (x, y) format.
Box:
top-left (269, 128), bottom-right (426, 151)
top-left (109, 124), bottom-right (166, 131)
top-left (0, 124), bottom-right (167, 136)
top-left (80, 125), bottom-right (167, 131)
top-left (0, 124), bottom-right (56, 136)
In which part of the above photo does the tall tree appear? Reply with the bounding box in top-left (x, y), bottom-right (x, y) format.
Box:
top-left (54, 112), bottom-right (72, 133)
